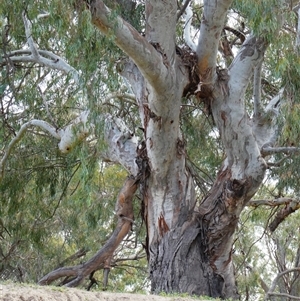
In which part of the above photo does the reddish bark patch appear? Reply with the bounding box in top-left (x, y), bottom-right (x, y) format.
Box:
top-left (158, 213), bottom-right (170, 237)
top-left (269, 204), bottom-right (299, 232)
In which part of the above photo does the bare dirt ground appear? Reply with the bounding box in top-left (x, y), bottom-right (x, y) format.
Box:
top-left (0, 283), bottom-right (211, 301)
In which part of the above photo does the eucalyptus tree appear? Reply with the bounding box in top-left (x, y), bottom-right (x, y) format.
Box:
top-left (1, 0), bottom-right (300, 300)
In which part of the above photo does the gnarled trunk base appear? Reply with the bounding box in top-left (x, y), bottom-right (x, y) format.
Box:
top-left (149, 221), bottom-right (226, 298)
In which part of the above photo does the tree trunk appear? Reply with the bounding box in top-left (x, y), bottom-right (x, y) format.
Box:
top-left (88, 1), bottom-right (274, 299)
top-left (147, 169), bottom-right (240, 299)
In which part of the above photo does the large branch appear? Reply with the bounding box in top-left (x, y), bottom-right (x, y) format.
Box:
top-left (196, 0), bottom-right (233, 83)
top-left (5, 50), bottom-right (80, 84)
top-left (264, 267), bottom-right (300, 301)
top-left (89, 0), bottom-right (169, 94)
top-left (261, 146), bottom-right (300, 156)
top-left (38, 175), bottom-right (138, 287)
top-left (248, 197), bottom-right (300, 233)
top-left (268, 200), bottom-right (300, 232)
top-left (210, 37), bottom-right (268, 180)
top-left (248, 197), bottom-right (299, 207)
top-left (228, 35), bottom-right (268, 100)
top-left (1, 13), bottom-right (80, 84)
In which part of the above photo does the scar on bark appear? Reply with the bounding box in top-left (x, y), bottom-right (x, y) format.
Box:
top-left (38, 175), bottom-right (139, 288)
top-left (158, 213), bottom-right (169, 237)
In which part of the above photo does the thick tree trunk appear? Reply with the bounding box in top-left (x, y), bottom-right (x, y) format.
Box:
top-left (149, 221), bottom-right (225, 297)
top-left (89, 1), bottom-right (272, 299)
top-left (147, 170), bottom-right (239, 299)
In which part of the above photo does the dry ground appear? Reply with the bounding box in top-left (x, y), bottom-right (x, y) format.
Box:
top-left (0, 283), bottom-right (213, 301)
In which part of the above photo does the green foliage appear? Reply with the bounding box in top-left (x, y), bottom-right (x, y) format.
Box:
top-left (232, 0), bottom-right (292, 40)
top-left (0, 0), bottom-right (145, 288)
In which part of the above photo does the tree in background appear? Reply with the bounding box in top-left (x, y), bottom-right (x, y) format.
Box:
top-left (1, 0), bottom-right (300, 299)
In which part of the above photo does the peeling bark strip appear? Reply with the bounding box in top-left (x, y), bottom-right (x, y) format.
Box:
top-left (38, 176), bottom-right (138, 287)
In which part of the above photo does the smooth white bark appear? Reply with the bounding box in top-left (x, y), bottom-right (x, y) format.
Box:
top-left (211, 35), bottom-right (268, 182)
top-left (196, 0), bottom-right (233, 82)
top-left (3, 12), bottom-right (80, 84)
top-left (90, 0), bottom-right (171, 95)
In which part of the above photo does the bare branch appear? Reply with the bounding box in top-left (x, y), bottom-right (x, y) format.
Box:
top-left (261, 146), bottom-right (300, 156)
top-left (264, 267), bottom-right (300, 301)
top-left (248, 197), bottom-right (300, 233)
top-left (177, 0), bottom-right (192, 21)
top-left (55, 248), bottom-right (89, 269)
top-left (1, 13), bottom-right (80, 84)
top-left (248, 197), bottom-right (298, 207)
top-left (266, 293), bottom-right (300, 300)
top-left (5, 51), bottom-right (80, 84)
top-left (103, 91), bottom-right (137, 106)
top-left (0, 120), bottom-right (60, 182)
top-left (37, 11), bottom-right (50, 20)
top-left (267, 155), bottom-right (290, 167)
top-left (269, 200), bottom-right (300, 232)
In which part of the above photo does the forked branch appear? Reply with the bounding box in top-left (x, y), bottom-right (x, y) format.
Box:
top-left (0, 12), bottom-right (80, 84)
top-left (248, 197), bottom-right (300, 232)
top-left (264, 267), bottom-right (300, 301)
top-left (89, 0), bottom-right (168, 94)
top-left (0, 111), bottom-right (91, 182)
top-left (38, 175), bottom-right (139, 287)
